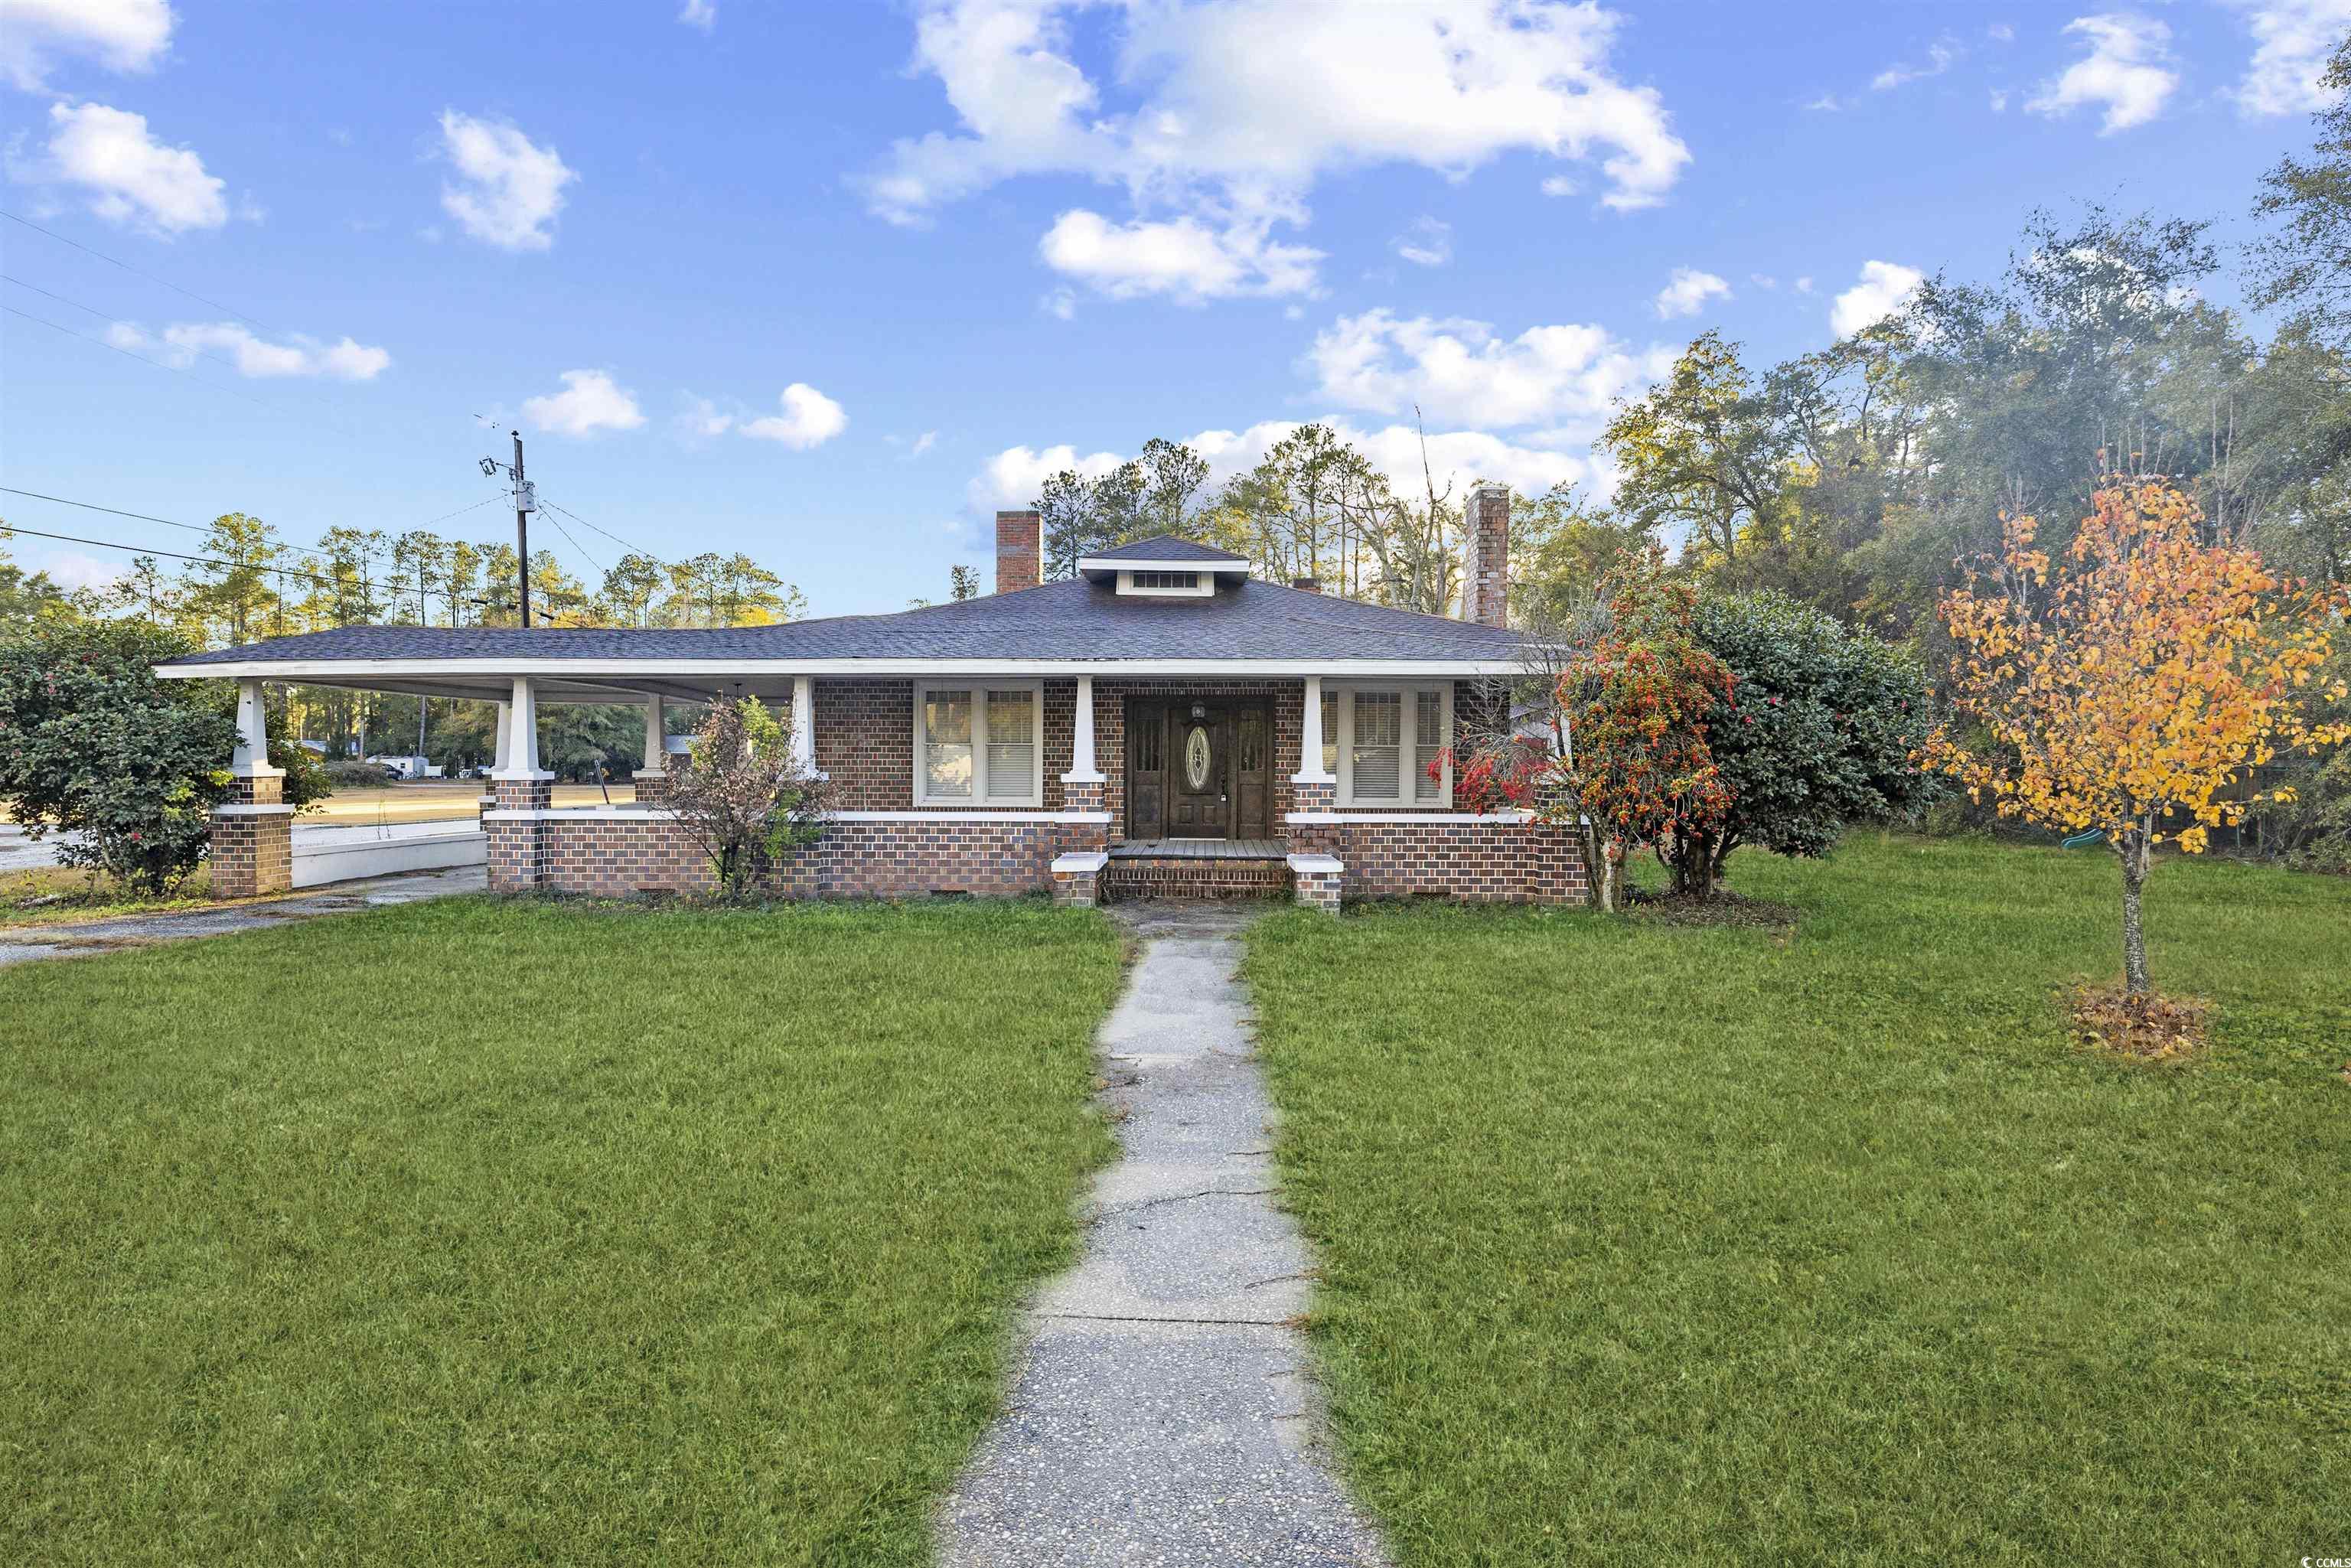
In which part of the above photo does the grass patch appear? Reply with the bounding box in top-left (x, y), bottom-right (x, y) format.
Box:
top-left (1, 896), bottom-right (1124, 1566)
top-left (0, 863), bottom-right (231, 928)
top-left (1245, 833), bottom-right (2351, 1564)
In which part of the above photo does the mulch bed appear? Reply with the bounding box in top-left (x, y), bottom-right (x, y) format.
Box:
top-left (1625, 887), bottom-right (1800, 932)
top-left (2069, 981), bottom-right (2213, 1061)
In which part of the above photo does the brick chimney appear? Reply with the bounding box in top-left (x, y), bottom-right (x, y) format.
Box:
top-left (1292, 575), bottom-right (1321, 593)
top-left (995, 510), bottom-right (1040, 594)
top-left (1462, 484), bottom-right (1509, 627)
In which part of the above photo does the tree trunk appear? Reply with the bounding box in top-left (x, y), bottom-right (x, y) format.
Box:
top-left (2118, 823), bottom-right (2153, 997)
top-left (1583, 826), bottom-right (1620, 913)
top-left (1668, 828), bottom-right (1715, 898)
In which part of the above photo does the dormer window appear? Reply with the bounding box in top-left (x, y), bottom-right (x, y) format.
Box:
top-left (1076, 535), bottom-right (1252, 596)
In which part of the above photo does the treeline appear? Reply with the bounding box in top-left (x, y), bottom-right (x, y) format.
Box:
top-left (0, 512), bottom-right (804, 777)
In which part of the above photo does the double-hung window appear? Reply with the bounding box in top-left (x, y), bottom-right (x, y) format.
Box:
top-left (1332, 683), bottom-right (1452, 807)
top-left (915, 681), bottom-right (1042, 807)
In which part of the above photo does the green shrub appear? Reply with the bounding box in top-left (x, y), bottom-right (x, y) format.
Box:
top-left (0, 620), bottom-right (232, 894)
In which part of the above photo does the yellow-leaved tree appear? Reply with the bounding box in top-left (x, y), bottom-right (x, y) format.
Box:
top-left (1924, 480), bottom-right (2347, 997)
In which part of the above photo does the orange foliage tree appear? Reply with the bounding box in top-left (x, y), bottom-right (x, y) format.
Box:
top-left (1923, 480), bottom-right (2348, 996)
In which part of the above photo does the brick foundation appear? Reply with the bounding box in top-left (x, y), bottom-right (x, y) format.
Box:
top-left (485, 777), bottom-right (554, 891)
top-left (1286, 815), bottom-right (1586, 905)
top-left (631, 770), bottom-right (670, 805)
top-left (1103, 856), bottom-right (1288, 901)
top-left (210, 774), bottom-right (292, 897)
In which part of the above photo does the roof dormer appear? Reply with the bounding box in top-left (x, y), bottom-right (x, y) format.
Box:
top-left (1078, 535), bottom-right (1251, 597)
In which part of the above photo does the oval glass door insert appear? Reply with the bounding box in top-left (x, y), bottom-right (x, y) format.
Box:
top-left (1183, 725), bottom-right (1211, 790)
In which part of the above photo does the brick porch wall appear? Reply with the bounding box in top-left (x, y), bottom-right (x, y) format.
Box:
top-left (210, 774), bottom-right (292, 897)
top-left (1286, 816), bottom-right (1588, 905)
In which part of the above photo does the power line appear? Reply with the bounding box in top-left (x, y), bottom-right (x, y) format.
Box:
top-left (0, 486), bottom-right (510, 570)
top-left (2, 272), bottom-right (266, 383)
top-left (2, 208), bottom-right (274, 331)
top-left (536, 494), bottom-right (660, 562)
top-left (5, 304), bottom-right (280, 411)
top-left (0, 521), bottom-right (355, 592)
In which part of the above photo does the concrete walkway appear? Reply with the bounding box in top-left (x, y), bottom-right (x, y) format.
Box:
top-left (939, 902), bottom-right (1387, 1566)
top-left (0, 865), bottom-right (486, 968)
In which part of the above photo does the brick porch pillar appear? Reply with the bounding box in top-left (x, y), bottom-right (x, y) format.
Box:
top-left (485, 677), bottom-right (555, 892)
top-left (211, 678), bottom-right (292, 897)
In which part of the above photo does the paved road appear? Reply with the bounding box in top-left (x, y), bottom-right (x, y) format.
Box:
top-left (2, 820), bottom-right (481, 876)
top-left (0, 865), bottom-right (487, 967)
top-left (937, 901), bottom-right (1387, 1566)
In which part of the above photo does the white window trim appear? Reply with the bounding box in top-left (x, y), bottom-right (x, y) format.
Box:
top-left (1330, 681), bottom-right (1453, 807)
top-left (1115, 569), bottom-right (1215, 598)
top-left (914, 678), bottom-right (1045, 808)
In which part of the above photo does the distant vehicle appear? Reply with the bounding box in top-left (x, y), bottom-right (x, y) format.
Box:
top-left (363, 755), bottom-right (445, 781)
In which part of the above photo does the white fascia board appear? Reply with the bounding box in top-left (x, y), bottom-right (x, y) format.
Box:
top-left (1077, 556), bottom-right (1248, 574)
top-left (157, 656), bottom-right (1523, 680)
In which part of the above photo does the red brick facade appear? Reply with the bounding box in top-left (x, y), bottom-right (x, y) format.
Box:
top-left (455, 675), bottom-right (1586, 908)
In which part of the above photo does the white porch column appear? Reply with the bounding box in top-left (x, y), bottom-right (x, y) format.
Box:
top-left (230, 677), bottom-right (282, 777)
top-left (1293, 673), bottom-right (1334, 783)
top-left (1063, 673), bottom-right (1104, 784)
top-left (790, 676), bottom-right (816, 772)
top-left (639, 696), bottom-right (667, 774)
top-left (490, 677), bottom-right (549, 781)
top-left (491, 700), bottom-right (514, 774)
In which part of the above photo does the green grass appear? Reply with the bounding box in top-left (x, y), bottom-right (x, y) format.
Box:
top-left (1244, 835), bottom-right (2351, 1566)
top-left (0, 897), bottom-right (1124, 1566)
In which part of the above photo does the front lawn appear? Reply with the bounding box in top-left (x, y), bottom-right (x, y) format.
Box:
top-left (1245, 835), bottom-right (2350, 1564)
top-left (1, 898), bottom-right (1123, 1566)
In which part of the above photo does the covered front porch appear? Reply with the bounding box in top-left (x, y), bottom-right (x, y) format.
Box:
top-left (191, 666), bottom-right (1584, 909)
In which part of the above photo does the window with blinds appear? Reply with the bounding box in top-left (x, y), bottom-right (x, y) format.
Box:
top-left (1335, 684), bottom-right (1449, 806)
top-left (1415, 689), bottom-right (1444, 801)
top-left (984, 689), bottom-right (1035, 800)
top-left (922, 689), bottom-right (973, 799)
top-left (915, 682), bottom-right (1043, 805)
top-left (1350, 691), bottom-right (1402, 800)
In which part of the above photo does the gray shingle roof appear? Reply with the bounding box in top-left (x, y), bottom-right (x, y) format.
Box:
top-left (1084, 534), bottom-right (1248, 563)
top-left (161, 577), bottom-right (1524, 666)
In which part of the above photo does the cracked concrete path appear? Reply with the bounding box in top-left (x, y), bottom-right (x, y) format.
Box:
top-left (0, 865), bottom-right (486, 968)
top-left (938, 901), bottom-right (1387, 1567)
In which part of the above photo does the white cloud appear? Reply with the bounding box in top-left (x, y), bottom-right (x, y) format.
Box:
top-left (18, 101), bottom-right (226, 235)
top-left (0, 0), bottom-right (172, 90)
top-left (2027, 14), bottom-right (2179, 133)
top-left (739, 383), bottom-right (848, 448)
top-left (1394, 215), bottom-right (1453, 268)
top-left (40, 550), bottom-right (124, 592)
top-left (107, 320), bottom-right (390, 380)
top-left (968, 442), bottom-right (1131, 512)
top-left (1990, 88), bottom-right (2010, 112)
top-left (866, 0), bottom-right (1690, 300)
top-left (2224, 0), bottom-right (2351, 116)
top-left (1871, 36), bottom-right (1961, 92)
top-left (1794, 275), bottom-right (1815, 294)
top-left (1304, 308), bottom-right (1668, 433)
top-left (971, 418), bottom-right (1593, 513)
top-left (1989, 21), bottom-right (2016, 42)
top-left (1803, 93), bottom-right (1842, 112)
top-left (679, 0), bottom-right (716, 29)
top-left (1042, 285), bottom-right (1078, 320)
top-left (1038, 208), bottom-right (1321, 302)
top-left (907, 430), bottom-right (937, 458)
top-left (1539, 174), bottom-right (1579, 197)
top-left (522, 370), bottom-right (644, 437)
top-left (1830, 259), bottom-right (1924, 336)
top-left (1750, 272), bottom-right (1778, 289)
top-left (1654, 266), bottom-right (1731, 319)
top-left (435, 109), bottom-right (577, 251)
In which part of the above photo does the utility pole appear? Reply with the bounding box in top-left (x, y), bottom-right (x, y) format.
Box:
top-left (479, 432), bottom-right (536, 628)
top-left (416, 553), bottom-right (429, 771)
top-left (513, 429), bottom-right (530, 628)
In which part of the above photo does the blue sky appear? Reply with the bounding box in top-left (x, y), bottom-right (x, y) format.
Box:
top-left (2, 0), bottom-right (2341, 616)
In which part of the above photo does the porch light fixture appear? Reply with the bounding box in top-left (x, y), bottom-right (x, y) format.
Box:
top-left (1190, 703), bottom-right (1206, 719)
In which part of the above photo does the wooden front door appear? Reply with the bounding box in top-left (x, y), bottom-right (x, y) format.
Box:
top-left (1124, 698), bottom-right (1273, 842)
top-left (1168, 706), bottom-right (1231, 837)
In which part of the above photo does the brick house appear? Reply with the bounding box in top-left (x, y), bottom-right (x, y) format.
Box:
top-left (159, 486), bottom-right (1585, 910)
